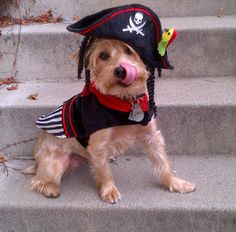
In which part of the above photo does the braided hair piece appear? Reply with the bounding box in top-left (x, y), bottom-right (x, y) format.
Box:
top-left (147, 66), bottom-right (158, 118)
top-left (77, 36), bottom-right (95, 92)
top-left (77, 36), bottom-right (90, 79)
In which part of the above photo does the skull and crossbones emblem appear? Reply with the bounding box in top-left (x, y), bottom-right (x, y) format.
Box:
top-left (122, 12), bottom-right (146, 36)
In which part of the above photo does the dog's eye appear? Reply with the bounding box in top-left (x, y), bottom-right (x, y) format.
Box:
top-left (99, 52), bottom-right (110, 60)
top-left (125, 46), bottom-right (133, 55)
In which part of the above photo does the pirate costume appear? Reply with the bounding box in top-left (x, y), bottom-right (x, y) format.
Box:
top-left (36, 4), bottom-right (177, 147)
top-left (36, 82), bottom-right (152, 147)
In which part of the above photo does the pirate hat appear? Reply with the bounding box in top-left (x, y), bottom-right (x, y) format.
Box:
top-left (67, 4), bottom-right (175, 70)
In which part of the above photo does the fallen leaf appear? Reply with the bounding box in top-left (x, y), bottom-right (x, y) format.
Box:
top-left (0, 10), bottom-right (63, 27)
top-left (0, 155), bottom-right (7, 163)
top-left (0, 16), bottom-right (13, 27)
top-left (38, 13), bottom-right (50, 23)
top-left (27, 93), bottom-right (38, 100)
top-left (73, 16), bottom-right (80, 21)
top-left (217, 8), bottom-right (224, 18)
top-left (20, 19), bottom-right (29, 25)
top-left (0, 76), bottom-right (18, 85)
top-left (0, 154), bottom-right (8, 176)
top-left (7, 84), bottom-right (18, 91)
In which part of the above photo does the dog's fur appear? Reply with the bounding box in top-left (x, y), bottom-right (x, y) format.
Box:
top-left (25, 39), bottom-right (195, 203)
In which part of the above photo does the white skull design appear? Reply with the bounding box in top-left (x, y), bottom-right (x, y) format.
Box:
top-left (134, 12), bottom-right (143, 25)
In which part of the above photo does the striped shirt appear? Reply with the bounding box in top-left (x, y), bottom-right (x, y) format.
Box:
top-left (36, 105), bottom-right (66, 138)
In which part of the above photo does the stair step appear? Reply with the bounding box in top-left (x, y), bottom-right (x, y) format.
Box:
top-left (1, 15), bottom-right (236, 80)
top-left (0, 153), bottom-right (235, 232)
top-left (0, 76), bottom-right (235, 156)
top-left (2, 0), bottom-right (236, 18)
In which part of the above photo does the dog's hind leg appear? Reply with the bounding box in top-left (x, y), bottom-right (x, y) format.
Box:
top-left (26, 132), bottom-right (87, 197)
top-left (28, 147), bottom-right (70, 198)
top-left (139, 119), bottom-right (196, 193)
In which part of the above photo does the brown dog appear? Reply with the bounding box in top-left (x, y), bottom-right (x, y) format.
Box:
top-left (25, 39), bottom-right (195, 203)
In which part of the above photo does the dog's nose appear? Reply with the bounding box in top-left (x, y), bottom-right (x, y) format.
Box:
top-left (114, 66), bottom-right (126, 79)
top-left (114, 63), bottom-right (137, 85)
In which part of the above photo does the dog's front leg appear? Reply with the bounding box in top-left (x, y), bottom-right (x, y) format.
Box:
top-left (139, 119), bottom-right (196, 193)
top-left (87, 129), bottom-right (121, 204)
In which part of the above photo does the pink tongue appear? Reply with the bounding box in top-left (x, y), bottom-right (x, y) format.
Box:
top-left (120, 63), bottom-right (137, 85)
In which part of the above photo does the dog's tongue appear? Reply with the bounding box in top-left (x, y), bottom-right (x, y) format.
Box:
top-left (120, 63), bottom-right (137, 85)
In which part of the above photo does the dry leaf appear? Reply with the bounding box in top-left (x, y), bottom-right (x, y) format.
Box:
top-left (73, 16), bottom-right (80, 21)
top-left (217, 8), bottom-right (224, 18)
top-left (20, 19), bottom-right (29, 25)
top-left (0, 10), bottom-right (63, 27)
top-left (0, 154), bottom-right (8, 176)
top-left (0, 76), bottom-right (17, 85)
top-left (27, 93), bottom-right (38, 100)
top-left (7, 84), bottom-right (18, 91)
top-left (0, 16), bottom-right (13, 27)
top-left (0, 155), bottom-right (7, 163)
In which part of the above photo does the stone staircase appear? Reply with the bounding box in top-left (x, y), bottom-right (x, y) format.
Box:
top-left (0, 1), bottom-right (236, 231)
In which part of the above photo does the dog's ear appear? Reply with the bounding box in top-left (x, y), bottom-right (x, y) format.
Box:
top-left (70, 49), bottom-right (80, 63)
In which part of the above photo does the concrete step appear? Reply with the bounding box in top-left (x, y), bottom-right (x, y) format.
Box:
top-left (1, 0), bottom-right (236, 18)
top-left (0, 76), bottom-right (235, 157)
top-left (1, 15), bottom-right (236, 81)
top-left (0, 153), bottom-right (235, 232)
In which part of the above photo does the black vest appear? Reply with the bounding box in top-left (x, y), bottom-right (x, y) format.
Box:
top-left (36, 83), bottom-right (153, 147)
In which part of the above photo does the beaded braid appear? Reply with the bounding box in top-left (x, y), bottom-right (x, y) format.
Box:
top-left (157, 67), bottom-right (162, 77)
top-left (77, 36), bottom-right (95, 92)
top-left (84, 37), bottom-right (95, 92)
top-left (84, 68), bottom-right (91, 93)
top-left (77, 36), bottom-right (90, 79)
top-left (147, 67), bottom-right (158, 117)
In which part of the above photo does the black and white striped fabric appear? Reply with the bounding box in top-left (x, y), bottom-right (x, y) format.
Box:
top-left (36, 105), bottom-right (66, 138)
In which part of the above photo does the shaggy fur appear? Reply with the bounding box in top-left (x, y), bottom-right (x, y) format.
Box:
top-left (25, 39), bottom-right (195, 203)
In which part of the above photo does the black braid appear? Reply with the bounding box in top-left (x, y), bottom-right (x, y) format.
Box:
top-left (77, 36), bottom-right (90, 79)
top-left (147, 67), bottom-right (157, 117)
top-left (84, 69), bottom-right (90, 93)
top-left (84, 37), bottom-right (95, 92)
top-left (157, 67), bottom-right (162, 77)
top-left (77, 36), bottom-right (95, 93)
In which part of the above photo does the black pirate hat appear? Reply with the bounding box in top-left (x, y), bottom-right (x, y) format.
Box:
top-left (67, 4), bottom-right (174, 70)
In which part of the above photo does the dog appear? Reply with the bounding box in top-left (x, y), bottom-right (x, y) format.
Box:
top-left (24, 38), bottom-right (196, 203)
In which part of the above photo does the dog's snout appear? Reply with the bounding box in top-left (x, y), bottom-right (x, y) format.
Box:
top-left (114, 63), bottom-right (138, 85)
top-left (114, 66), bottom-right (126, 79)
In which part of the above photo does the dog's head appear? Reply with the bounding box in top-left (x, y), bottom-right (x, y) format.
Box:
top-left (84, 39), bottom-right (149, 99)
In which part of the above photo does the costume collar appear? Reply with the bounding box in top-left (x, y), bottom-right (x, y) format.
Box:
top-left (81, 82), bottom-right (149, 112)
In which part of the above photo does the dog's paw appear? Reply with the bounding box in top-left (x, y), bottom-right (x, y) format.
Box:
top-left (28, 177), bottom-right (61, 198)
top-left (108, 154), bottom-right (118, 162)
top-left (168, 176), bottom-right (196, 193)
top-left (100, 183), bottom-right (121, 204)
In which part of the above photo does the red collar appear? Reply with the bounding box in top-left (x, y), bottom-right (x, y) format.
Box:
top-left (81, 82), bottom-right (149, 112)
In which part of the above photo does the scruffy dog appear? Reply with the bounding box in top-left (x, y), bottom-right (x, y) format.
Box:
top-left (25, 38), bottom-right (196, 203)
